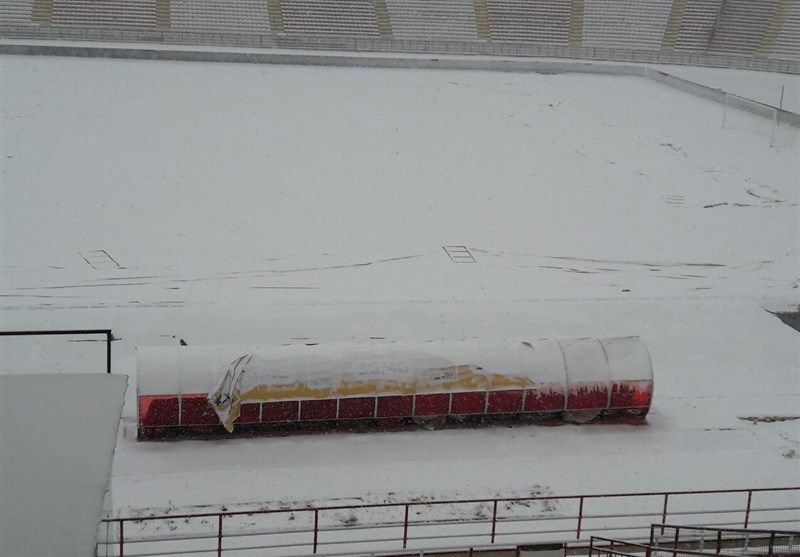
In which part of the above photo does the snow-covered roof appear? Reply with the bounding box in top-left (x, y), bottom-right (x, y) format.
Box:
top-left (0, 374), bottom-right (127, 557)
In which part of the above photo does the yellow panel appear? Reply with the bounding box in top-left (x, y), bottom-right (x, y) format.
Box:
top-left (661, 0), bottom-right (686, 51)
top-left (758, 0), bottom-right (794, 55)
top-left (241, 364), bottom-right (535, 402)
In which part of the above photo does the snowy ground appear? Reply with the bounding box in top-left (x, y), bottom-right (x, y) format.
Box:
top-left (110, 299), bottom-right (799, 509)
top-left (0, 53), bottom-right (798, 526)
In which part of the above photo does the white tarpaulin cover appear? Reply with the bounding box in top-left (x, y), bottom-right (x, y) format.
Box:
top-left (199, 337), bottom-right (652, 431)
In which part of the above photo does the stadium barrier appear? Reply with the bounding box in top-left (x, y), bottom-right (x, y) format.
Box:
top-left (96, 486), bottom-right (800, 557)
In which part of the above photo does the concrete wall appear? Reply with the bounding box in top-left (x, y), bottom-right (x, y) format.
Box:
top-left (2, 23), bottom-right (798, 74)
top-left (1, 42), bottom-right (797, 127)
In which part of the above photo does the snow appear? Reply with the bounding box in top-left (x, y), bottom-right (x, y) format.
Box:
top-left (0, 374), bottom-right (127, 557)
top-left (1, 56), bottom-right (796, 309)
top-left (0, 52), bottom-right (798, 529)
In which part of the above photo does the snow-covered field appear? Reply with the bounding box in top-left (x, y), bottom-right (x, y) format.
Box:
top-left (1, 53), bottom-right (798, 528)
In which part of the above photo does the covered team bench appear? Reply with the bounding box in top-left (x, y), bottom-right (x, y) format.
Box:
top-left (136, 337), bottom-right (653, 439)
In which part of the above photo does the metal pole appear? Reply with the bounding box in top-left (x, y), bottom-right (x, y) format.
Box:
top-left (119, 521), bottom-right (124, 557)
top-left (744, 490), bottom-right (753, 528)
top-left (106, 331), bottom-right (112, 374)
top-left (313, 509), bottom-right (319, 554)
top-left (769, 532), bottom-right (776, 556)
top-left (217, 515), bottom-right (223, 557)
top-left (577, 496), bottom-right (584, 539)
top-left (490, 500), bottom-right (498, 543)
top-left (660, 494), bottom-right (669, 535)
top-left (774, 84), bottom-right (786, 133)
top-left (403, 505), bottom-right (409, 549)
top-left (0, 329), bottom-right (112, 336)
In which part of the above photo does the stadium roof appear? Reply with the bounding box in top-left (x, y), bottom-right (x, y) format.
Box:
top-left (0, 373), bottom-right (127, 557)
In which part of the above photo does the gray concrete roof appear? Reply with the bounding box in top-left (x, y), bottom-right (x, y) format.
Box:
top-left (0, 373), bottom-right (127, 557)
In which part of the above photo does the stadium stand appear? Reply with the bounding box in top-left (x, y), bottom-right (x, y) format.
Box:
top-left (0, 0), bottom-right (33, 25)
top-left (670, 0), bottom-right (723, 52)
top-left (582, 0), bottom-right (672, 50)
top-left (170, 0), bottom-right (270, 34)
top-left (1, 0), bottom-right (798, 68)
top-left (485, 0), bottom-right (571, 44)
top-left (50, 0), bottom-right (159, 28)
top-left (765, 0), bottom-right (800, 59)
top-left (385, 0), bottom-right (480, 42)
top-left (279, 0), bottom-right (381, 37)
top-left (710, 0), bottom-right (781, 55)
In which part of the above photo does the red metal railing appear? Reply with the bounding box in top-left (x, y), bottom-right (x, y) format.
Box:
top-left (96, 486), bottom-right (799, 557)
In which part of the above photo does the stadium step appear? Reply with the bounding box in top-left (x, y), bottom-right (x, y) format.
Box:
top-left (266, 0), bottom-right (284, 34)
top-left (374, 0), bottom-right (393, 37)
top-left (473, 0), bottom-right (490, 39)
top-left (661, 0), bottom-right (687, 50)
top-left (758, 0), bottom-right (795, 54)
top-left (568, 0), bottom-right (584, 45)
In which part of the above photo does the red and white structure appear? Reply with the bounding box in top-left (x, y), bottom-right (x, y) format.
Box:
top-left (137, 336), bottom-right (653, 439)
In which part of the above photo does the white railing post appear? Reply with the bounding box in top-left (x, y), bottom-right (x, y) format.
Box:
top-left (722, 93), bottom-right (729, 129)
top-left (769, 107), bottom-right (778, 148)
